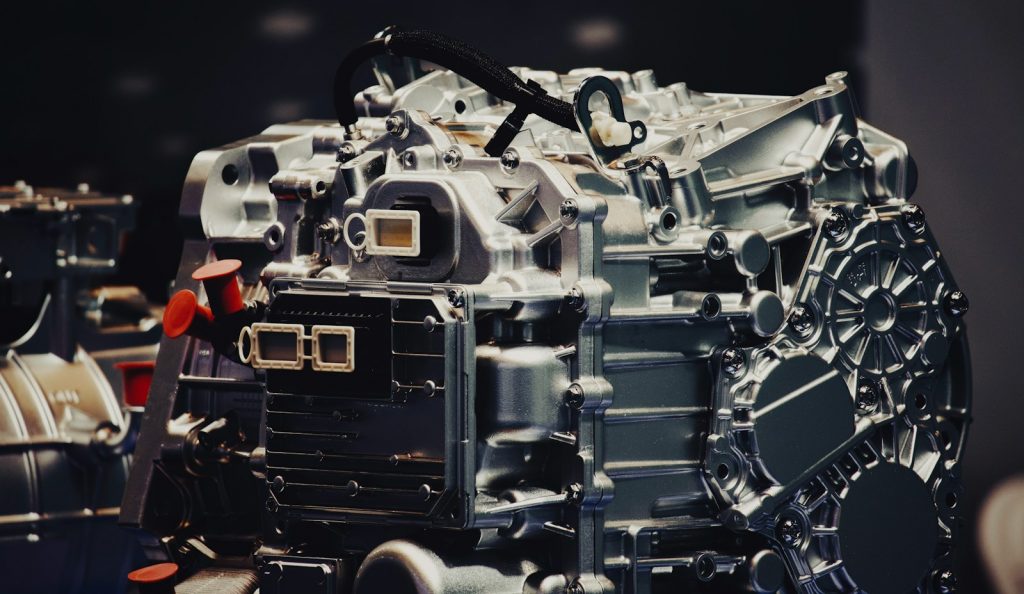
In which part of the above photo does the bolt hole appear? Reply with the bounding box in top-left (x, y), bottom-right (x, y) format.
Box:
top-left (454, 99), bottom-right (467, 114)
top-left (914, 393), bottom-right (928, 410)
top-left (716, 463), bottom-right (730, 480)
top-left (702, 294), bottom-right (722, 320)
top-left (708, 232), bottom-right (728, 259)
top-left (662, 210), bottom-right (677, 231)
top-left (315, 180), bottom-right (326, 193)
top-left (695, 554), bottom-right (716, 582)
top-left (221, 164), bottom-right (240, 185)
top-left (945, 492), bottom-right (958, 509)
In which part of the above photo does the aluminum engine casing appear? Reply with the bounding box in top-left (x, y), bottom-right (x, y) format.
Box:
top-left (123, 66), bottom-right (970, 594)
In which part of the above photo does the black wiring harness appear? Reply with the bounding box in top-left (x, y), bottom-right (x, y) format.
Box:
top-left (333, 28), bottom-right (580, 156)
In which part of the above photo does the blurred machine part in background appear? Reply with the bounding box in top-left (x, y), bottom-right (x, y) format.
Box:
top-left (120, 29), bottom-right (971, 593)
top-left (0, 182), bottom-right (159, 593)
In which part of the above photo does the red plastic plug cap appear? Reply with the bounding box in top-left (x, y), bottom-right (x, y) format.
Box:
top-left (192, 259), bottom-right (244, 317)
top-left (164, 289), bottom-right (215, 340)
top-left (127, 562), bottom-right (178, 594)
top-left (114, 360), bottom-right (156, 407)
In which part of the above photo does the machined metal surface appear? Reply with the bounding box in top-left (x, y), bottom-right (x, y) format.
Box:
top-left (123, 59), bottom-right (970, 594)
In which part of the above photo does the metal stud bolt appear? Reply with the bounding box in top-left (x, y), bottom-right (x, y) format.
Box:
top-left (775, 517), bottom-right (803, 548)
top-left (944, 290), bottom-right (969, 317)
top-left (823, 207), bottom-right (849, 241)
top-left (446, 288), bottom-right (466, 308)
top-left (901, 203), bottom-right (926, 235)
top-left (499, 149), bottom-right (520, 172)
top-left (442, 147), bottom-right (463, 169)
top-left (789, 304), bottom-right (814, 335)
top-left (721, 348), bottom-right (746, 377)
top-left (385, 114), bottom-right (406, 137)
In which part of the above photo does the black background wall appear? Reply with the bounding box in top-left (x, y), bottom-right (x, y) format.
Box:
top-left (1, 1), bottom-right (1018, 590)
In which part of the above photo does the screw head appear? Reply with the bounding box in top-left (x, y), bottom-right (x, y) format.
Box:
top-left (560, 199), bottom-right (580, 224)
top-left (384, 114), bottom-right (406, 137)
top-left (442, 147), bottom-right (463, 169)
top-left (775, 517), bottom-right (803, 548)
top-left (338, 143), bottom-right (357, 162)
top-left (901, 203), bottom-right (926, 235)
top-left (789, 304), bottom-right (814, 335)
top-left (499, 149), bottom-right (520, 172)
top-left (934, 569), bottom-right (957, 593)
top-left (823, 208), bottom-right (849, 240)
top-left (944, 290), bottom-right (969, 317)
top-left (565, 384), bottom-right (585, 409)
top-left (721, 348), bottom-right (746, 377)
top-left (566, 483), bottom-right (585, 505)
top-left (567, 286), bottom-right (586, 312)
top-left (856, 382), bottom-right (881, 412)
top-left (446, 288), bottom-right (466, 308)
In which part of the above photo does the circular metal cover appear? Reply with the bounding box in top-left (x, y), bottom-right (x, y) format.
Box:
top-left (838, 462), bottom-right (939, 593)
top-left (751, 353), bottom-right (855, 485)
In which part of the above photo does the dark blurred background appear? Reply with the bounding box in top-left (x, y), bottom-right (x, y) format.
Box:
top-left (1, 1), bottom-right (1020, 590)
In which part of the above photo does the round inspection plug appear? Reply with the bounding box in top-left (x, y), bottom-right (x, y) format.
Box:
top-left (192, 259), bottom-right (244, 317)
top-left (127, 562), bottom-right (178, 594)
top-left (114, 360), bottom-right (156, 407)
top-left (163, 289), bottom-right (215, 340)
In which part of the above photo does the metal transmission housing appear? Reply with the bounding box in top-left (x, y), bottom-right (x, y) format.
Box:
top-left (122, 57), bottom-right (971, 594)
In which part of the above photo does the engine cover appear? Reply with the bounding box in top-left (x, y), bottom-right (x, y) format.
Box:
top-left (122, 55), bottom-right (970, 594)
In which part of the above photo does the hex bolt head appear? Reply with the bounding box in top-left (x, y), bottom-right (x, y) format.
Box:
top-left (499, 149), bottom-right (520, 172)
top-left (560, 199), bottom-right (580, 224)
top-left (442, 147), bottom-right (463, 169)
top-left (338, 143), bottom-right (357, 162)
top-left (271, 475), bottom-right (286, 493)
top-left (901, 203), bottom-right (926, 235)
top-left (384, 114), bottom-right (406, 137)
top-left (566, 483), bottom-right (585, 506)
top-left (856, 382), bottom-right (881, 412)
top-left (823, 208), bottom-right (849, 240)
top-left (933, 569), bottom-right (957, 593)
top-left (565, 384), bottom-right (585, 409)
top-left (721, 348), bottom-right (746, 377)
top-left (446, 288), bottom-right (466, 308)
top-left (317, 219), bottom-right (341, 244)
top-left (944, 290), bottom-right (969, 317)
top-left (401, 150), bottom-right (416, 168)
top-left (789, 304), bottom-right (814, 335)
top-left (565, 580), bottom-right (585, 594)
top-left (567, 286), bottom-right (587, 312)
top-left (775, 517), bottom-right (803, 548)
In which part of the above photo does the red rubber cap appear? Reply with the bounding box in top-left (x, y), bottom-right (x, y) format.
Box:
top-left (128, 562), bottom-right (178, 594)
top-left (164, 289), bottom-right (214, 340)
top-left (192, 259), bottom-right (244, 317)
top-left (114, 361), bottom-right (155, 407)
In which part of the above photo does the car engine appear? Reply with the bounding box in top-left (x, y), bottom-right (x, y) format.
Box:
top-left (121, 28), bottom-right (971, 594)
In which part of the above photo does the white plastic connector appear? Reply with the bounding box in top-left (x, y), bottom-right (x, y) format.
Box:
top-left (364, 209), bottom-right (421, 257)
top-left (311, 325), bottom-right (355, 373)
top-left (589, 111), bottom-right (633, 147)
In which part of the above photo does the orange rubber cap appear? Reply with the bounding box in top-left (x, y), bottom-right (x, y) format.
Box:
top-left (114, 360), bottom-right (156, 407)
top-left (164, 289), bottom-right (215, 340)
top-left (192, 259), bottom-right (244, 317)
top-left (127, 562), bottom-right (178, 594)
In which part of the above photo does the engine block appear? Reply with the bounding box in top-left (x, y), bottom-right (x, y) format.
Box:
top-left (122, 46), bottom-right (971, 594)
